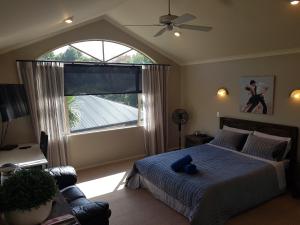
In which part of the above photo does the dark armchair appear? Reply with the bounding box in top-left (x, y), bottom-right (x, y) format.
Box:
top-left (41, 130), bottom-right (111, 225)
top-left (48, 166), bottom-right (111, 225)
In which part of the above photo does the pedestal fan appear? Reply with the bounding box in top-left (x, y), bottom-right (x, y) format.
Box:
top-left (172, 109), bottom-right (189, 149)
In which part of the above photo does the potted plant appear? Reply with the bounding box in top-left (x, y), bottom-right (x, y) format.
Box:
top-left (0, 169), bottom-right (58, 225)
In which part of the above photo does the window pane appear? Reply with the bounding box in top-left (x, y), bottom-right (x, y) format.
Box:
top-left (68, 94), bottom-right (138, 132)
top-left (54, 46), bottom-right (69, 55)
top-left (108, 50), bottom-right (153, 64)
top-left (71, 41), bottom-right (103, 61)
top-left (39, 46), bottom-right (98, 62)
top-left (39, 46), bottom-right (68, 60)
top-left (104, 41), bottom-right (131, 61)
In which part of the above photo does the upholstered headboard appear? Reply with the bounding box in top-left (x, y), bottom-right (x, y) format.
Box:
top-left (220, 117), bottom-right (299, 161)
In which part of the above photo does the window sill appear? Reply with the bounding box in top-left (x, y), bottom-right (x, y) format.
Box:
top-left (67, 124), bottom-right (144, 137)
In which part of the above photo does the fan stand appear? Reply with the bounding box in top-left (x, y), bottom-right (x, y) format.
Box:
top-left (178, 123), bottom-right (182, 149)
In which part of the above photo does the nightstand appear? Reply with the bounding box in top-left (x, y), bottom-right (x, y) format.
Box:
top-left (185, 134), bottom-right (214, 148)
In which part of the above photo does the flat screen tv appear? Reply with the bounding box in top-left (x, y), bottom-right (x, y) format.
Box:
top-left (0, 84), bottom-right (29, 122)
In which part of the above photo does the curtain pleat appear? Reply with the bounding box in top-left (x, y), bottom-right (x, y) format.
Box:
top-left (142, 65), bottom-right (169, 155)
top-left (17, 61), bottom-right (68, 167)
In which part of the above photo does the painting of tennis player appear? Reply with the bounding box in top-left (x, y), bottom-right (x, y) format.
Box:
top-left (240, 76), bottom-right (274, 115)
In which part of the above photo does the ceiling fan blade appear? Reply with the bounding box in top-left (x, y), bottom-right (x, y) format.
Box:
top-left (125, 24), bottom-right (164, 27)
top-left (172, 13), bottom-right (196, 25)
top-left (154, 27), bottom-right (167, 37)
top-left (177, 24), bottom-right (212, 32)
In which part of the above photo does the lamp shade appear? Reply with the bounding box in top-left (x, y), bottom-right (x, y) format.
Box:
top-left (290, 0), bottom-right (300, 6)
top-left (290, 89), bottom-right (300, 100)
top-left (217, 88), bottom-right (228, 97)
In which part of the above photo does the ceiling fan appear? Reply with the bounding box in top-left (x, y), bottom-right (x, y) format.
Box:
top-left (124, 0), bottom-right (212, 37)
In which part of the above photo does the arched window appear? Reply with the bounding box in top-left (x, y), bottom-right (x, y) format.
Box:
top-left (39, 40), bottom-right (154, 64)
top-left (39, 40), bottom-right (153, 133)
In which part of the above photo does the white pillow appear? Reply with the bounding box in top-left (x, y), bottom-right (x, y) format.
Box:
top-left (223, 125), bottom-right (253, 134)
top-left (253, 131), bottom-right (292, 159)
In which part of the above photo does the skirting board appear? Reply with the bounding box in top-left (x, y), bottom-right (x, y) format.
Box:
top-left (75, 146), bottom-right (179, 171)
top-left (75, 154), bottom-right (146, 171)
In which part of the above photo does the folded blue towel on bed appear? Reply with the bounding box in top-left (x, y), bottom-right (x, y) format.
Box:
top-left (184, 163), bottom-right (198, 174)
top-left (171, 155), bottom-right (192, 172)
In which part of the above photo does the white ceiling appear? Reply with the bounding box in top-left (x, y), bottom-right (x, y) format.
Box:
top-left (0, 0), bottom-right (127, 53)
top-left (1, 0), bottom-right (300, 64)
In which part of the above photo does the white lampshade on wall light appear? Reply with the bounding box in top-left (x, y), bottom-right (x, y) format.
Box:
top-left (290, 0), bottom-right (300, 5)
top-left (217, 88), bottom-right (229, 97)
top-left (290, 89), bottom-right (300, 100)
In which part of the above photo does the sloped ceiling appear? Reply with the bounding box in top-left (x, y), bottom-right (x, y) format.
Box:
top-left (1, 0), bottom-right (300, 65)
top-left (0, 0), bottom-right (127, 53)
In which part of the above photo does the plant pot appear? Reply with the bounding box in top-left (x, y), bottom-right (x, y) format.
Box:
top-left (4, 200), bottom-right (53, 225)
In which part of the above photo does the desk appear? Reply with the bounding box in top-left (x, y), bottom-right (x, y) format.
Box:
top-left (0, 144), bottom-right (48, 169)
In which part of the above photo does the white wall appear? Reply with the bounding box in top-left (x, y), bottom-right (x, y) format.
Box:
top-left (181, 53), bottom-right (300, 159)
top-left (68, 126), bottom-right (145, 169)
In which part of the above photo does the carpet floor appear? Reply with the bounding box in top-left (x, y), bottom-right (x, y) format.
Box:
top-left (77, 160), bottom-right (300, 225)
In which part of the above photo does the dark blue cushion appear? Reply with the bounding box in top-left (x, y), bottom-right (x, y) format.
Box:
top-left (171, 155), bottom-right (192, 172)
top-left (184, 163), bottom-right (198, 174)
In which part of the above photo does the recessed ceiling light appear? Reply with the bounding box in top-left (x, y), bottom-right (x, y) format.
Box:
top-left (290, 0), bottom-right (299, 5)
top-left (174, 31), bottom-right (181, 37)
top-left (64, 17), bottom-right (73, 24)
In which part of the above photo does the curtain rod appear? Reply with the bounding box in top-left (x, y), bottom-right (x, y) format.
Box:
top-left (16, 60), bottom-right (171, 67)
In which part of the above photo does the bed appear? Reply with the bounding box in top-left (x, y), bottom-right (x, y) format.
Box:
top-left (126, 117), bottom-right (298, 225)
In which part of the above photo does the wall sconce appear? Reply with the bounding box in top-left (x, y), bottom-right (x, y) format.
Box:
top-left (290, 89), bottom-right (300, 100)
top-left (289, 0), bottom-right (300, 6)
top-left (217, 88), bottom-right (229, 97)
top-left (64, 17), bottom-right (73, 24)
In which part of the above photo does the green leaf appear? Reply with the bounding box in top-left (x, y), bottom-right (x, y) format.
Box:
top-left (0, 169), bottom-right (58, 212)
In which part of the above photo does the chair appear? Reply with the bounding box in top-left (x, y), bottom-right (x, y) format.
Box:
top-left (40, 131), bottom-right (48, 158)
top-left (47, 167), bottom-right (111, 225)
top-left (41, 131), bottom-right (111, 225)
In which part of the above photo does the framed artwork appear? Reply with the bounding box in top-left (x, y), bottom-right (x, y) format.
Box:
top-left (240, 76), bottom-right (275, 115)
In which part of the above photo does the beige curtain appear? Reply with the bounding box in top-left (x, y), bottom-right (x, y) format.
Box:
top-left (17, 61), bottom-right (68, 167)
top-left (142, 65), bottom-right (169, 155)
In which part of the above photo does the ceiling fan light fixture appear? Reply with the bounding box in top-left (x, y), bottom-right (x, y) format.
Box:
top-left (124, 0), bottom-right (212, 37)
top-left (64, 17), bottom-right (73, 24)
top-left (174, 31), bottom-right (181, 37)
top-left (290, 0), bottom-right (299, 5)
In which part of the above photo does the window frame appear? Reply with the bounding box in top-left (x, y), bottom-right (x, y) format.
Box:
top-left (40, 40), bottom-right (154, 64)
